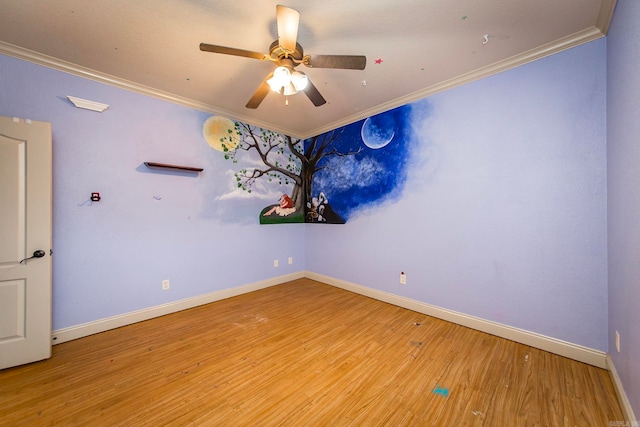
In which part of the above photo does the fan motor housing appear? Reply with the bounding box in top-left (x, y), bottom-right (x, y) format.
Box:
top-left (269, 41), bottom-right (304, 67)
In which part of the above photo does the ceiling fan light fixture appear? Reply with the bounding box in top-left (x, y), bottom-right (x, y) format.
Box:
top-left (267, 66), bottom-right (307, 96)
top-left (291, 71), bottom-right (308, 91)
top-left (283, 82), bottom-right (298, 96)
top-left (267, 66), bottom-right (291, 92)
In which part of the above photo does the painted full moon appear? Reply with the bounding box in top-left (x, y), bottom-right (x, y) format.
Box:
top-left (203, 116), bottom-right (238, 152)
top-left (361, 116), bottom-right (395, 149)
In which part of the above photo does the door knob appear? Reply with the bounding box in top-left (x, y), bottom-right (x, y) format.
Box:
top-left (19, 250), bottom-right (46, 264)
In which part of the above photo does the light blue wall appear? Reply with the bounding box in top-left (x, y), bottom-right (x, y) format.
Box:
top-left (0, 54), bottom-right (305, 330)
top-left (607, 0), bottom-right (640, 417)
top-left (306, 39), bottom-right (608, 351)
top-left (0, 38), bottom-right (610, 354)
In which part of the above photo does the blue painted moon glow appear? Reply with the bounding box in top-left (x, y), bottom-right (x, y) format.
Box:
top-left (361, 117), bottom-right (395, 149)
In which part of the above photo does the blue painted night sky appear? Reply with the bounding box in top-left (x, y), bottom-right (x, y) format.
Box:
top-left (310, 103), bottom-right (418, 221)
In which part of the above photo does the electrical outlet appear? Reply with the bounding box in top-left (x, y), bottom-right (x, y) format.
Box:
top-left (400, 272), bottom-right (407, 285)
top-left (274, 259), bottom-right (279, 268)
top-left (162, 279), bottom-right (170, 291)
top-left (616, 331), bottom-right (620, 352)
top-left (288, 257), bottom-right (293, 265)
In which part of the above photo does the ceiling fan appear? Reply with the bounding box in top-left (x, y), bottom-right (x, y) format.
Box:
top-left (199, 5), bottom-right (366, 109)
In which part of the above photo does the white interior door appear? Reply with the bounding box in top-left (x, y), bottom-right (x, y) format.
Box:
top-left (0, 116), bottom-right (52, 370)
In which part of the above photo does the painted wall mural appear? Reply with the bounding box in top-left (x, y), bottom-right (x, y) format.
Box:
top-left (203, 103), bottom-right (419, 224)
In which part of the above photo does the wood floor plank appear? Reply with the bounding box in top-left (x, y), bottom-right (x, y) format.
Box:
top-left (0, 278), bottom-right (624, 426)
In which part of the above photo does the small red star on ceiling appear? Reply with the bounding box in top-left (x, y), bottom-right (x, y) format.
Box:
top-left (374, 58), bottom-right (383, 64)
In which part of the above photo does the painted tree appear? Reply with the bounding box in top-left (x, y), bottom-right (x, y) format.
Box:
top-left (223, 122), bottom-right (361, 214)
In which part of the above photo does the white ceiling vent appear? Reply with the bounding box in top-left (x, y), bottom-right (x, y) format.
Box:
top-left (67, 96), bottom-right (109, 112)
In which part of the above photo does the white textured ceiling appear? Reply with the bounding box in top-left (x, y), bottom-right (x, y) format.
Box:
top-left (0, 0), bottom-right (616, 138)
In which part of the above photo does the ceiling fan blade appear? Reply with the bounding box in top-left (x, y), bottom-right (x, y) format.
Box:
top-left (200, 43), bottom-right (267, 60)
top-left (246, 73), bottom-right (273, 109)
top-left (304, 78), bottom-right (327, 107)
top-left (276, 5), bottom-right (300, 53)
top-left (305, 55), bottom-right (367, 70)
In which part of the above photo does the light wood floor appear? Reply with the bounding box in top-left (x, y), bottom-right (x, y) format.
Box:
top-left (0, 278), bottom-right (624, 426)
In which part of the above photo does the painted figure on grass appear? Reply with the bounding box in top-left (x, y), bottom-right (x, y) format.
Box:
top-left (264, 194), bottom-right (296, 217)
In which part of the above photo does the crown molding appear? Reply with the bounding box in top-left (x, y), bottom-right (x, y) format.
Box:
top-left (305, 25), bottom-right (608, 139)
top-left (0, 40), bottom-right (299, 136)
top-left (0, 14), bottom-right (611, 140)
top-left (596, 0), bottom-right (618, 34)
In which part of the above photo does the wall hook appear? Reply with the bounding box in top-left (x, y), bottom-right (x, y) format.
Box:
top-left (90, 192), bottom-right (101, 202)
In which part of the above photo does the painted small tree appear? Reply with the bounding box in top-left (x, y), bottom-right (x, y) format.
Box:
top-left (222, 121), bottom-right (361, 217)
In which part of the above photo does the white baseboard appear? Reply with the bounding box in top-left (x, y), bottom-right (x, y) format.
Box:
top-left (52, 270), bottom-right (608, 369)
top-left (51, 272), bottom-right (305, 345)
top-left (305, 271), bottom-right (608, 369)
top-left (607, 355), bottom-right (638, 424)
